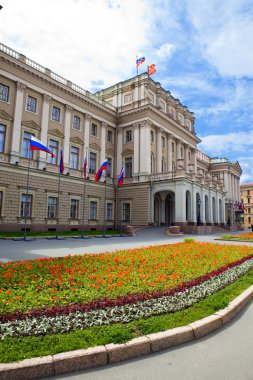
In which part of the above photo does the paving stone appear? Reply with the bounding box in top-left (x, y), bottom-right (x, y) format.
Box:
top-left (189, 314), bottom-right (222, 338)
top-left (147, 326), bottom-right (193, 352)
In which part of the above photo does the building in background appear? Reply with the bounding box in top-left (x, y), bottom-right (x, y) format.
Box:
top-left (240, 183), bottom-right (253, 229)
top-left (0, 42), bottom-right (242, 233)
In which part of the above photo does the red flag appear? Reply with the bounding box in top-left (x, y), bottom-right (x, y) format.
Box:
top-left (148, 64), bottom-right (156, 76)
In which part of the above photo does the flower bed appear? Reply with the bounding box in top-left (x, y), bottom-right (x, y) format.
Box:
top-left (1, 242), bottom-right (253, 339)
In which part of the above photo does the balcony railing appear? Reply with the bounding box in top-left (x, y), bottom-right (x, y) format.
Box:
top-left (0, 42), bottom-right (117, 112)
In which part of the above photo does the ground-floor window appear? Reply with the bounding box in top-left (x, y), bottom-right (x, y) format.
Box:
top-left (20, 194), bottom-right (32, 218)
top-left (106, 202), bottom-right (113, 220)
top-left (123, 202), bottom-right (130, 222)
top-left (48, 197), bottom-right (57, 218)
top-left (90, 201), bottom-right (97, 220)
top-left (70, 199), bottom-right (79, 219)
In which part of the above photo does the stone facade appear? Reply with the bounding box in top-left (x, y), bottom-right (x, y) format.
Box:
top-left (240, 183), bottom-right (253, 230)
top-left (0, 43), bottom-right (242, 233)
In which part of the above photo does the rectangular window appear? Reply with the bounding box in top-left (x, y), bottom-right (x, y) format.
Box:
top-left (90, 201), bottom-right (97, 220)
top-left (0, 191), bottom-right (3, 216)
top-left (248, 198), bottom-right (251, 204)
top-left (247, 190), bottom-right (250, 195)
top-left (70, 199), bottom-right (79, 219)
top-left (248, 208), bottom-right (251, 214)
top-left (73, 115), bottom-right (80, 130)
top-left (172, 142), bottom-right (175, 153)
top-left (151, 130), bottom-right (154, 142)
top-left (20, 194), bottom-right (32, 218)
top-left (248, 216), bottom-right (251, 223)
top-left (89, 152), bottom-right (97, 174)
top-left (125, 130), bottom-right (132, 143)
top-left (107, 202), bottom-right (113, 221)
top-left (52, 106), bottom-right (61, 122)
top-left (107, 130), bottom-right (113, 143)
top-left (0, 83), bottom-right (9, 102)
top-left (161, 136), bottom-right (165, 148)
top-left (48, 197), bottom-right (57, 218)
top-left (0, 124), bottom-right (6, 152)
top-left (47, 139), bottom-right (58, 165)
top-left (123, 203), bottom-right (130, 222)
top-left (22, 132), bottom-right (33, 159)
top-left (91, 123), bottom-right (97, 136)
top-left (125, 157), bottom-right (132, 177)
top-left (70, 146), bottom-right (79, 169)
top-left (107, 157), bottom-right (112, 177)
top-left (26, 95), bottom-right (37, 113)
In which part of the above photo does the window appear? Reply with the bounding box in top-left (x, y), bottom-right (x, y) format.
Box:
top-left (125, 157), bottom-right (132, 177)
top-left (162, 157), bottom-right (166, 172)
top-left (26, 95), bottom-right (37, 113)
top-left (89, 152), bottom-right (97, 174)
top-left (161, 136), bottom-right (165, 148)
top-left (107, 157), bottom-right (112, 177)
top-left (20, 194), bottom-right (32, 218)
top-left (172, 142), bottom-right (175, 153)
top-left (73, 115), bottom-right (80, 130)
top-left (123, 203), bottom-right (130, 222)
top-left (107, 130), bottom-right (113, 143)
top-left (0, 124), bottom-right (6, 152)
top-left (0, 83), bottom-right (9, 102)
top-left (70, 199), bottom-right (79, 219)
top-left (48, 197), bottom-right (57, 218)
top-left (125, 130), bottom-right (132, 143)
top-left (248, 217), bottom-right (251, 223)
top-left (0, 191), bottom-right (3, 216)
top-left (70, 146), bottom-right (79, 169)
top-left (124, 94), bottom-right (132, 103)
top-left (248, 198), bottom-right (251, 204)
top-left (47, 139), bottom-right (58, 164)
top-left (91, 123), bottom-right (97, 136)
top-left (22, 132), bottom-right (33, 158)
top-left (180, 147), bottom-right (183, 158)
top-left (90, 201), bottom-right (97, 220)
top-left (247, 190), bottom-right (250, 196)
top-left (248, 208), bottom-right (251, 214)
top-left (151, 130), bottom-right (154, 143)
top-left (188, 151), bottom-right (191, 161)
top-left (52, 106), bottom-right (61, 122)
top-left (107, 202), bottom-right (113, 221)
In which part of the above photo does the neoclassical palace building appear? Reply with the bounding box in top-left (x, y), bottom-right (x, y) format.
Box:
top-left (0, 43), bottom-right (242, 233)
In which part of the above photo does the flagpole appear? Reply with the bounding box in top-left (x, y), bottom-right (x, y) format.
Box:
top-left (103, 171), bottom-right (107, 238)
top-left (81, 179), bottom-right (86, 238)
top-left (56, 169), bottom-right (61, 239)
top-left (24, 152), bottom-right (31, 241)
top-left (136, 56), bottom-right (138, 76)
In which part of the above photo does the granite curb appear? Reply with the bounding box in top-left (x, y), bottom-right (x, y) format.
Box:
top-left (1, 285), bottom-right (253, 380)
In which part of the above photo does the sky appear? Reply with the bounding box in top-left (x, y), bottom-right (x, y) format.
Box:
top-left (0, 0), bottom-right (253, 183)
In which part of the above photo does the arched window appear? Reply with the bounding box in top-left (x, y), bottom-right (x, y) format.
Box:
top-left (161, 157), bottom-right (166, 173)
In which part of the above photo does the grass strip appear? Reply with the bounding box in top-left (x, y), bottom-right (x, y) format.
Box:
top-left (0, 230), bottom-right (119, 238)
top-left (1, 267), bottom-right (253, 363)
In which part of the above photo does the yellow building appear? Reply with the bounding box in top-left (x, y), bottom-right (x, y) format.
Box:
top-left (240, 183), bottom-right (253, 230)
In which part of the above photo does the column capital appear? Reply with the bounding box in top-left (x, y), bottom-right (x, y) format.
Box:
top-left (141, 119), bottom-right (152, 128)
top-left (133, 123), bottom-right (140, 130)
top-left (16, 81), bottom-right (26, 92)
top-left (156, 126), bottom-right (163, 134)
top-left (101, 121), bottom-right (107, 128)
top-left (85, 113), bottom-right (92, 120)
top-left (65, 104), bottom-right (73, 112)
top-left (43, 94), bottom-right (51, 103)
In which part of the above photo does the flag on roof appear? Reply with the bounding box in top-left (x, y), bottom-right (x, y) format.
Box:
top-left (83, 152), bottom-right (88, 179)
top-left (30, 136), bottom-right (55, 157)
top-left (148, 63), bottom-right (156, 76)
top-left (95, 159), bottom-right (108, 182)
top-left (136, 56), bottom-right (145, 67)
top-left (59, 149), bottom-right (64, 174)
top-left (117, 166), bottom-right (124, 187)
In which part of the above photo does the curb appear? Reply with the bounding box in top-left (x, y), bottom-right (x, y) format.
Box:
top-left (1, 285), bottom-right (253, 380)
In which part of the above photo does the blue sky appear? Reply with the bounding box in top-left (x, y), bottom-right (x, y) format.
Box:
top-left (1, 0), bottom-right (253, 182)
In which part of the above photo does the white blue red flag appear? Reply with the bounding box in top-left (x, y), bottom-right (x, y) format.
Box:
top-left (136, 56), bottom-right (145, 67)
top-left (95, 159), bottom-right (108, 182)
top-left (117, 166), bottom-right (124, 187)
top-left (83, 152), bottom-right (88, 179)
top-left (59, 149), bottom-right (64, 174)
top-left (30, 136), bottom-right (55, 157)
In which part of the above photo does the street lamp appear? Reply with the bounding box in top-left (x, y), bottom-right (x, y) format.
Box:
top-left (227, 202), bottom-right (231, 226)
top-left (197, 198), bottom-right (201, 226)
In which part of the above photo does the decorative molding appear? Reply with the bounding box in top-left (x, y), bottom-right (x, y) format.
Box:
top-left (122, 148), bottom-right (134, 156)
top-left (0, 110), bottom-right (13, 121)
top-left (66, 104), bottom-right (73, 112)
top-left (21, 120), bottom-right (41, 131)
top-left (106, 148), bottom-right (115, 157)
top-left (43, 94), bottom-right (51, 103)
top-left (89, 142), bottom-right (101, 151)
top-left (69, 136), bottom-right (84, 145)
top-left (16, 81), bottom-right (26, 92)
top-left (48, 129), bottom-right (64, 138)
top-left (85, 113), bottom-right (92, 121)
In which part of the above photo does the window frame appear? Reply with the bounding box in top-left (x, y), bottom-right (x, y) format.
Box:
top-left (51, 106), bottom-right (61, 122)
top-left (70, 146), bottom-right (79, 170)
top-left (47, 139), bottom-right (59, 165)
top-left (90, 200), bottom-right (98, 220)
top-left (125, 129), bottom-right (133, 143)
top-left (89, 151), bottom-right (97, 174)
top-left (107, 129), bottom-right (113, 143)
top-left (72, 115), bottom-right (81, 130)
top-left (26, 95), bottom-right (37, 113)
top-left (20, 193), bottom-right (33, 218)
top-left (70, 199), bottom-right (79, 220)
top-left (106, 202), bottom-right (113, 221)
top-left (91, 123), bottom-right (97, 137)
top-left (22, 131), bottom-right (34, 159)
top-left (125, 157), bottom-right (132, 177)
top-left (123, 202), bottom-right (131, 222)
top-left (0, 83), bottom-right (9, 102)
top-left (0, 124), bottom-right (6, 153)
top-left (47, 196), bottom-right (58, 219)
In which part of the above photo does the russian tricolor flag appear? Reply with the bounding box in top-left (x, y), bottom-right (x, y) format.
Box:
top-left (60, 149), bottom-right (64, 174)
top-left (136, 56), bottom-right (145, 67)
top-left (30, 136), bottom-right (55, 157)
top-left (117, 166), bottom-right (124, 187)
top-left (83, 152), bottom-right (88, 180)
top-left (95, 159), bottom-right (107, 182)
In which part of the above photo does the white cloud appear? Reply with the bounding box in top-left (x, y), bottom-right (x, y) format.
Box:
top-left (156, 43), bottom-right (174, 59)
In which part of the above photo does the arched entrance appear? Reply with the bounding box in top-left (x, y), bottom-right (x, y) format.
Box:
top-left (154, 191), bottom-right (175, 226)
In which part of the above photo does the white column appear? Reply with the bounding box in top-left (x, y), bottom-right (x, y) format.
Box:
top-left (167, 133), bottom-right (172, 172)
top-left (38, 94), bottom-right (51, 169)
top-left (117, 128), bottom-right (123, 174)
top-left (134, 80), bottom-right (139, 106)
top-left (133, 123), bottom-right (140, 175)
top-left (175, 183), bottom-right (186, 223)
top-left (83, 113), bottom-right (91, 157)
top-left (10, 82), bottom-right (26, 164)
top-left (160, 195), bottom-right (166, 224)
top-left (139, 119), bottom-right (151, 175)
top-left (156, 127), bottom-right (162, 173)
top-left (101, 122), bottom-right (107, 163)
top-left (63, 105), bottom-right (72, 167)
top-left (192, 148), bottom-right (197, 175)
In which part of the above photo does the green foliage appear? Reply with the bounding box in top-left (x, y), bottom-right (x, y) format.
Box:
top-left (183, 238), bottom-right (196, 243)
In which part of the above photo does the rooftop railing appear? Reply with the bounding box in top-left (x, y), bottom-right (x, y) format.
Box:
top-left (0, 42), bottom-right (117, 112)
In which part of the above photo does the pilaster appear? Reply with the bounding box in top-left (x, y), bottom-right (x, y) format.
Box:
top-left (63, 105), bottom-right (72, 166)
top-left (10, 81), bottom-right (26, 164)
top-left (38, 94), bottom-right (51, 169)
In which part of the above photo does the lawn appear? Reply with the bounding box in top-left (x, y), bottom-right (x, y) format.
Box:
top-left (1, 241), bottom-right (253, 362)
top-left (220, 232), bottom-right (253, 242)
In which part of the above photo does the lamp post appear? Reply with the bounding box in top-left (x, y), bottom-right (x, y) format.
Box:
top-left (227, 202), bottom-right (231, 226)
top-left (197, 198), bottom-right (201, 226)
